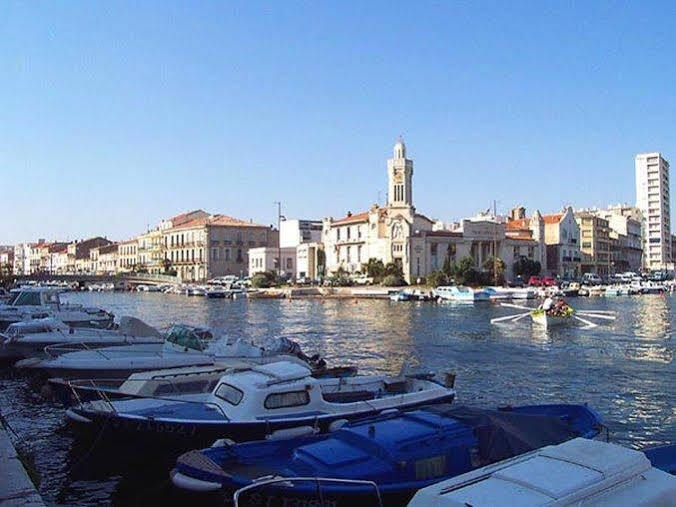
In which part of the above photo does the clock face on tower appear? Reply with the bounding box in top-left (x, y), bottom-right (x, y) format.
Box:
top-left (394, 170), bottom-right (404, 184)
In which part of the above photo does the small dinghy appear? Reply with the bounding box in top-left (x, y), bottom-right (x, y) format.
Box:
top-left (408, 437), bottom-right (676, 506)
top-left (170, 403), bottom-right (602, 504)
top-left (16, 326), bottom-right (323, 379)
top-left (66, 361), bottom-right (455, 446)
top-left (0, 316), bottom-right (162, 360)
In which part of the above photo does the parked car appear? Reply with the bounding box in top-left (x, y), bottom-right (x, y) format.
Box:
top-left (542, 276), bottom-right (556, 286)
top-left (528, 276), bottom-right (542, 286)
top-left (508, 276), bottom-right (524, 288)
top-left (581, 273), bottom-right (602, 285)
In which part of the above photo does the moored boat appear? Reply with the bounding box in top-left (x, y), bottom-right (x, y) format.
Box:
top-left (0, 287), bottom-right (114, 331)
top-left (66, 361), bottom-right (456, 446)
top-left (170, 403), bottom-right (602, 504)
top-left (15, 326), bottom-right (323, 379)
top-left (408, 437), bottom-right (676, 506)
top-left (435, 286), bottom-right (489, 302)
top-left (0, 316), bottom-right (162, 360)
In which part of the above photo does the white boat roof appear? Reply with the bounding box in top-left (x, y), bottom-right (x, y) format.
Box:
top-left (222, 361), bottom-right (311, 388)
top-left (407, 438), bottom-right (676, 507)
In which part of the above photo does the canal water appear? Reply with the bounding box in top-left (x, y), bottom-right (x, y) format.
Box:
top-left (0, 292), bottom-right (674, 505)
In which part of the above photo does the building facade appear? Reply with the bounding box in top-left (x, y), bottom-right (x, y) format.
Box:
top-left (597, 205), bottom-right (643, 273)
top-left (137, 229), bottom-right (163, 274)
top-left (541, 207), bottom-right (581, 278)
top-left (575, 212), bottom-right (611, 276)
top-left (118, 239), bottom-right (138, 273)
top-left (635, 152), bottom-right (671, 271)
top-left (163, 214), bottom-right (276, 282)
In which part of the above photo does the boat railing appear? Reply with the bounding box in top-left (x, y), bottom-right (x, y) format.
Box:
top-left (233, 477), bottom-right (383, 507)
top-left (68, 380), bottom-right (230, 420)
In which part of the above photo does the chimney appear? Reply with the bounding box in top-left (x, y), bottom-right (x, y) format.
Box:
top-left (347, 211), bottom-right (352, 217)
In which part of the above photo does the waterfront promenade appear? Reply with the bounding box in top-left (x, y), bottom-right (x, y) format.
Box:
top-left (0, 425), bottom-right (44, 506)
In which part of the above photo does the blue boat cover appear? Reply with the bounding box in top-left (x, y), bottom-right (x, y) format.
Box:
top-left (421, 405), bottom-right (584, 463)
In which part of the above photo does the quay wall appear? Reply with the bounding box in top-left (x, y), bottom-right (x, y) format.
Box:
top-left (0, 425), bottom-right (44, 506)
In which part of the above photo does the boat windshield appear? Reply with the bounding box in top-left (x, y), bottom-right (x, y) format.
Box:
top-left (165, 326), bottom-right (205, 352)
top-left (6, 322), bottom-right (54, 337)
top-left (8, 292), bottom-right (43, 306)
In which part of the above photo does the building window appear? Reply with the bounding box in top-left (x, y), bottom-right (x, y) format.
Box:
top-left (337, 228), bottom-right (341, 241)
top-left (237, 249), bottom-right (243, 263)
top-left (225, 248), bottom-right (230, 261)
top-left (286, 258), bottom-right (292, 270)
top-left (431, 244), bottom-right (438, 256)
top-left (357, 245), bottom-right (362, 262)
top-left (347, 227), bottom-right (351, 240)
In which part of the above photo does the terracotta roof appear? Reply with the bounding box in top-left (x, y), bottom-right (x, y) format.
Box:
top-left (170, 209), bottom-right (208, 227)
top-left (99, 244), bottom-right (119, 255)
top-left (506, 218), bottom-right (530, 230)
top-left (170, 214), bottom-right (268, 231)
top-left (506, 231), bottom-right (534, 240)
top-left (332, 211), bottom-right (370, 225)
top-left (542, 213), bottom-right (563, 225)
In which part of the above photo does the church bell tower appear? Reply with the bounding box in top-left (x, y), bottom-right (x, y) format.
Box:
top-left (387, 137), bottom-right (414, 209)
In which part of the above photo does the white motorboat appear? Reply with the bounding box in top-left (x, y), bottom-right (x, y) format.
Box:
top-left (435, 286), bottom-right (490, 302)
top-left (407, 437), bottom-right (676, 506)
top-left (484, 287), bottom-right (536, 300)
top-left (0, 316), bottom-right (162, 360)
top-left (65, 361), bottom-right (456, 444)
top-left (0, 287), bottom-right (114, 331)
top-left (15, 325), bottom-right (326, 379)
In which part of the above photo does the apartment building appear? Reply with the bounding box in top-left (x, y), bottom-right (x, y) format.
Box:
top-left (542, 207), bottom-right (581, 278)
top-left (163, 214), bottom-right (276, 282)
top-left (635, 152), bottom-right (670, 271)
top-left (575, 212), bottom-right (611, 276)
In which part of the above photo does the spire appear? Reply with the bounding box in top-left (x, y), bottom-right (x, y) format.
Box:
top-left (393, 136), bottom-right (406, 159)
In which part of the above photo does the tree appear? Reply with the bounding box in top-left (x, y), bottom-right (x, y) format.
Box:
top-left (482, 256), bottom-right (506, 285)
top-left (513, 257), bottom-right (541, 279)
top-left (362, 258), bottom-right (385, 281)
top-left (383, 262), bottom-right (403, 278)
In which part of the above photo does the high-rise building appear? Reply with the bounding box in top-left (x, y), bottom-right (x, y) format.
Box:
top-left (635, 152), bottom-right (671, 271)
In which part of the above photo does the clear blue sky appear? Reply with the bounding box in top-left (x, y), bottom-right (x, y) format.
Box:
top-left (2, 1), bottom-right (675, 244)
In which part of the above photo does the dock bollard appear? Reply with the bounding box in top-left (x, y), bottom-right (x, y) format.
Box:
top-left (444, 372), bottom-right (456, 388)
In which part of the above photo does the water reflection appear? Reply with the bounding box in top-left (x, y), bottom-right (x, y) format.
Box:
top-left (0, 292), bottom-right (672, 505)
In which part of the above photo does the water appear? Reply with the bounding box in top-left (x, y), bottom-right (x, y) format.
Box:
top-left (1, 292), bottom-right (674, 505)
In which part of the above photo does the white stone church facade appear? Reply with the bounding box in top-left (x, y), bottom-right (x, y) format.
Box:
top-left (322, 139), bottom-right (545, 283)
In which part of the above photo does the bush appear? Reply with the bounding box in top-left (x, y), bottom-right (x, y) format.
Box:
top-left (251, 271), bottom-right (276, 288)
top-left (426, 271), bottom-right (449, 287)
top-left (382, 274), bottom-right (406, 287)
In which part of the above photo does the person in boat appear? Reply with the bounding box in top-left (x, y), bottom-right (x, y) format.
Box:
top-left (539, 296), bottom-right (554, 312)
top-left (550, 297), bottom-right (573, 317)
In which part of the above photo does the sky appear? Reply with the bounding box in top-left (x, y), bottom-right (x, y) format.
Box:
top-left (2, 1), bottom-right (676, 244)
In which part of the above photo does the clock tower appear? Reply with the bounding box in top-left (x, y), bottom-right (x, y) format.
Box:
top-left (387, 137), bottom-right (414, 209)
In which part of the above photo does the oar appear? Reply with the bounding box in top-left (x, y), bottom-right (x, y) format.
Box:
top-left (500, 303), bottom-right (533, 311)
top-left (574, 315), bottom-right (597, 329)
top-left (511, 312), bottom-right (530, 323)
top-left (490, 312), bottom-right (530, 324)
top-left (577, 313), bottom-right (616, 320)
top-left (577, 310), bottom-right (616, 315)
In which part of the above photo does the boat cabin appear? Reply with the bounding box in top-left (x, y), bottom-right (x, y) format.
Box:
top-left (4, 288), bottom-right (62, 308)
top-left (204, 361), bottom-right (444, 421)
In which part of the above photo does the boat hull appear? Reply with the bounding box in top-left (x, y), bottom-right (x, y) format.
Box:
top-left (530, 312), bottom-right (572, 328)
top-left (66, 393), bottom-right (455, 448)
